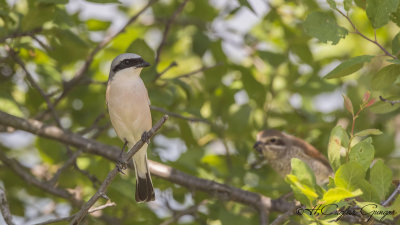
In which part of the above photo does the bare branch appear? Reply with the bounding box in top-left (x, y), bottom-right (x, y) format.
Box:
top-left (0, 186), bottom-right (15, 225)
top-left (153, 61), bottom-right (178, 81)
top-left (0, 148), bottom-right (81, 206)
top-left (0, 27), bottom-right (43, 43)
top-left (382, 183), bottom-right (400, 206)
top-left (160, 200), bottom-right (207, 225)
top-left (70, 115), bottom-right (168, 225)
top-left (379, 96), bottom-right (400, 106)
top-left (154, 0), bottom-right (190, 67)
top-left (48, 150), bottom-right (82, 185)
top-left (88, 201), bottom-right (116, 213)
top-left (170, 63), bottom-right (223, 80)
top-left (270, 205), bottom-right (297, 225)
top-left (150, 105), bottom-right (210, 124)
top-left (34, 215), bottom-right (74, 225)
top-left (7, 48), bottom-right (62, 128)
top-left (0, 110), bottom-right (293, 216)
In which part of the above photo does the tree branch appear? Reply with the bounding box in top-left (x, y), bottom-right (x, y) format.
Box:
top-left (150, 105), bottom-right (210, 124)
top-left (382, 183), bottom-right (400, 206)
top-left (154, 0), bottom-right (189, 68)
top-left (37, 0), bottom-right (157, 120)
top-left (70, 115), bottom-right (168, 225)
top-left (0, 110), bottom-right (294, 217)
top-left (170, 63), bottom-right (223, 80)
top-left (0, 186), bottom-right (15, 225)
top-left (0, 27), bottom-right (43, 43)
top-left (334, 8), bottom-right (397, 59)
top-left (379, 96), bottom-right (400, 106)
top-left (0, 147), bottom-right (81, 206)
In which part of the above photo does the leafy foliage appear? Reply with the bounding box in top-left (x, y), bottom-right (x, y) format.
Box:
top-left (0, 0), bottom-right (399, 224)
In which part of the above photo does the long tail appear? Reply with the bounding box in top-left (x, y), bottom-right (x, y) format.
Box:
top-left (132, 145), bottom-right (155, 202)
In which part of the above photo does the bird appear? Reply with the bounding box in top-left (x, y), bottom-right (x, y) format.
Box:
top-left (106, 53), bottom-right (154, 202)
top-left (253, 130), bottom-right (333, 185)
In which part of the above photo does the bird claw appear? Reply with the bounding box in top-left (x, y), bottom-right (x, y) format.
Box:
top-left (116, 151), bottom-right (127, 174)
top-left (141, 131), bottom-right (151, 144)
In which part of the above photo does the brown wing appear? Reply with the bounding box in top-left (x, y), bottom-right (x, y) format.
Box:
top-left (287, 134), bottom-right (332, 169)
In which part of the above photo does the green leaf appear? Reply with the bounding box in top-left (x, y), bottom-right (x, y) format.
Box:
top-left (36, 138), bottom-right (66, 164)
top-left (21, 3), bottom-right (56, 31)
top-left (357, 179), bottom-right (381, 202)
top-left (322, 187), bottom-right (362, 204)
top-left (328, 126), bottom-right (349, 172)
top-left (349, 137), bottom-right (374, 172)
top-left (393, 32), bottom-right (400, 56)
top-left (324, 55), bottom-right (374, 79)
top-left (258, 51), bottom-right (286, 67)
top-left (286, 174), bottom-right (318, 204)
top-left (335, 163), bottom-right (365, 191)
top-left (370, 159), bottom-right (393, 200)
top-left (344, 0), bottom-right (353, 11)
top-left (366, 0), bottom-right (399, 28)
top-left (86, 19), bottom-right (111, 31)
top-left (238, 0), bottom-right (257, 14)
top-left (303, 11), bottom-right (348, 45)
top-left (327, 0), bottom-right (336, 9)
top-left (355, 0), bottom-right (366, 8)
top-left (355, 129), bottom-right (382, 137)
top-left (390, 4), bottom-right (400, 26)
top-left (369, 96), bottom-right (400, 113)
top-left (290, 158), bottom-right (317, 188)
top-left (126, 39), bottom-right (155, 64)
top-left (371, 64), bottom-right (400, 90)
top-left (357, 202), bottom-right (394, 221)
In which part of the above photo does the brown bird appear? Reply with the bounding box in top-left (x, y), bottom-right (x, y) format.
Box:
top-left (253, 130), bottom-right (332, 185)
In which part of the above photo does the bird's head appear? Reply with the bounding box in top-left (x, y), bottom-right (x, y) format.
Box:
top-left (109, 53), bottom-right (150, 81)
top-left (253, 130), bottom-right (288, 159)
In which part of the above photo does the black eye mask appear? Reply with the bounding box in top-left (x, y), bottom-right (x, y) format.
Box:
top-left (112, 58), bottom-right (145, 73)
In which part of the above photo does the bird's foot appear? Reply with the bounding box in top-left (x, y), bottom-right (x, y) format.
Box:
top-left (116, 151), bottom-right (127, 174)
top-left (141, 131), bottom-right (151, 144)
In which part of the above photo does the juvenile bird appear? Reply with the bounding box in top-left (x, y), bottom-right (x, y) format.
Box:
top-left (254, 130), bottom-right (332, 184)
top-left (106, 53), bottom-right (154, 202)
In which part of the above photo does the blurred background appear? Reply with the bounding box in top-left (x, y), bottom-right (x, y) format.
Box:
top-left (0, 0), bottom-right (399, 224)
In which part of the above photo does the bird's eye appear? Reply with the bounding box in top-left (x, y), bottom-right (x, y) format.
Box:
top-left (270, 138), bottom-right (276, 143)
top-left (123, 60), bottom-right (130, 65)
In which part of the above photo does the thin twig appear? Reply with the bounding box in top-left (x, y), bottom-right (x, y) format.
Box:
top-left (88, 201), bottom-right (116, 213)
top-left (33, 202), bottom-right (116, 225)
top-left (379, 96), bottom-right (400, 106)
top-left (0, 27), bottom-right (43, 43)
top-left (153, 61), bottom-right (178, 80)
top-left (0, 110), bottom-right (294, 216)
top-left (154, 0), bottom-right (190, 67)
top-left (170, 63), bottom-right (223, 80)
top-left (37, 0), bottom-right (157, 120)
top-left (7, 48), bottom-right (62, 128)
top-left (69, 115), bottom-right (168, 225)
top-left (160, 200), bottom-right (207, 225)
top-left (382, 183), bottom-right (400, 206)
top-left (48, 150), bottom-right (82, 185)
top-left (0, 186), bottom-right (15, 225)
top-left (150, 105), bottom-right (210, 124)
top-left (34, 215), bottom-right (74, 225)
top-left (0, 148), bottom-right (81, 206)
top-left (335, 8), bottom-right (397, 59)
top-left (270, 206), bottom-right (295, 225)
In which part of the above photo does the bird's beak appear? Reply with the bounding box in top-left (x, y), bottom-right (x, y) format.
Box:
top-left (136, 60), bottom-right (150, 68)
top-left (253, 141), bottom-right (263, 153)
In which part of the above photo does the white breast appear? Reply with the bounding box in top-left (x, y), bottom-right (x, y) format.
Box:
top-left (106, 68), bottom-right (152, 145)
